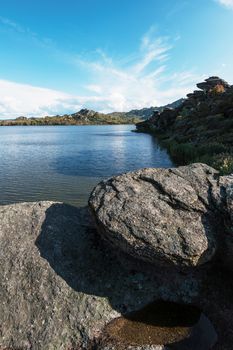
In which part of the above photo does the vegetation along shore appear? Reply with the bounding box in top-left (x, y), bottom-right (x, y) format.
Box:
top-left (136, 76), bottom-right (233, 175)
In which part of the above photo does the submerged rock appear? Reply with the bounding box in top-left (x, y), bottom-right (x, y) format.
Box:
top-left (95, 301), bottom-right (217, 350)
top-left (89, 163), bottom-right (222, 269)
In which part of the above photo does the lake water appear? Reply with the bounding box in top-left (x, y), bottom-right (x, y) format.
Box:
top-left (0, 125), bottom-right (173, 207)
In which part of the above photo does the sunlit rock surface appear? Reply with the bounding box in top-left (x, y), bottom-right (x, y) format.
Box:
top-left (89, 163), bottom-right (222, 269)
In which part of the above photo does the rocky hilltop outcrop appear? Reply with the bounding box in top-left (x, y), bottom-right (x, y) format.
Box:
top-left (1, 164), bottom-right (233, 349)
top-left (136, 77), bottom-right (233, 175)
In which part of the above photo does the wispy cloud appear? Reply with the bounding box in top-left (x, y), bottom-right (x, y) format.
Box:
top-left (0, 16), bottom-right (54, 49)
top-left (0, 25), bottom-right (201, 118)
top-left (216, 0), bottom-right (233, 9)
top-left (0, 16), bottom-right (26, 33)
top-left (73, 28), bottom-right (200, 112)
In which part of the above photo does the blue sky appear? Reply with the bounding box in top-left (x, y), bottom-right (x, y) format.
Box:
top-left (0, 0), bottom-right (233, 118)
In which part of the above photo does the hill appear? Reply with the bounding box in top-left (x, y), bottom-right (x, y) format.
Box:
top-left (0, 99), bottom-right (185, 126)
top-left (124, 98), bottom-right (185, 120)
top-left (136, 76), bottom-right (233, 175)
top-left (0, 109), bottom-right (141, 126)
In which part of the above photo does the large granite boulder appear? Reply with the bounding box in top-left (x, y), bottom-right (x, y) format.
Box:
top-left (89, 163), bottom-right (222, 269)
top-left (0, 201), bottom-right (201, 350)
top-left (1, 198), bottom-right (233, 348)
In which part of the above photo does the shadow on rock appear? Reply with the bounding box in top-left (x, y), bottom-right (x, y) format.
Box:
top-left (35, 203), bottom-right (201, 315)
top-left (34, 203), bottom-right (224, 350)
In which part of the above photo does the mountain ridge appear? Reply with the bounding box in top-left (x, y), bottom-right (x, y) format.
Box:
top-left (122, 98), bottom-right (185, 119)
top-left (0, 98), bottom-right (185, 126)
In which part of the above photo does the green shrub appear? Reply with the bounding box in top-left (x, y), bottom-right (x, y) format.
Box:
top-left (160, 139), bottom-right (233, 175)
top-left (212, 153), bottom-right (233, 175)
top-left (163, 141), bottom-right (198, 165)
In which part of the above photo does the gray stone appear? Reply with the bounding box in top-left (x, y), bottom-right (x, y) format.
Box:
top-left (0, 201), bottom-right (200, 350)
top-left (89, 163), bottom-right (221, 269)
top-left (0, 202), bottom-right (117, 349)
top-left (218, 175), bottom-right (233, 270)
top-left (225, 177), bottom-right (233, 223)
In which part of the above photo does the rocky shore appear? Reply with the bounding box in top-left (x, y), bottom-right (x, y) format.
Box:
top-left (1, 163), bottom-right (233, 349)
top-left (136, 77), bottom-right (233, 175)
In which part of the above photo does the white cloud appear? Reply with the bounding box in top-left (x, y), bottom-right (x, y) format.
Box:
top-left (0, 80), bottom-right (83, 118)
top-left (71, 30), bottom-right (199, 113)
top-left (0, 27), bottom-right (201, 118)
top-left (216, 0), bottom-right (233, 9)
top-left (85, 84), bottom-right (103, 94)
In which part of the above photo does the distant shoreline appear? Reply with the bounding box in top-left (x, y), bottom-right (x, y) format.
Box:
top-left (0, 122), bottom-right (138, 127)
top-left (0, 101), bottom-right (185, 127)
top-left (0, 109), bottom-right (141, 127)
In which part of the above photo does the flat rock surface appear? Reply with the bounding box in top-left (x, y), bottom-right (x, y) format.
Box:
top-left (0, 202), bottom-right (118, 350)
top-left (0, 201), bottom-right (201, 350)
top-left (89, 163), bottom-right (221, 269)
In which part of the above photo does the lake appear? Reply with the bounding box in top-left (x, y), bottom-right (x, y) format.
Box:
top-left (0, 125), bottom-right (173, 207)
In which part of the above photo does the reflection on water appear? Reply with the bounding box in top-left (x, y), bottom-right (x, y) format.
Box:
top-left (0, 125), bottom-right (173, 206)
